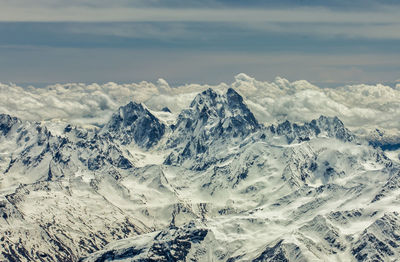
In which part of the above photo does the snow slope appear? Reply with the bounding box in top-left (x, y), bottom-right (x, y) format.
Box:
top-left (0, 88), bottom-right (399, 261)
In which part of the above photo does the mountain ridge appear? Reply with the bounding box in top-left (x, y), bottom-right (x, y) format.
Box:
top-left (0, 88), bottom-right (399, 261)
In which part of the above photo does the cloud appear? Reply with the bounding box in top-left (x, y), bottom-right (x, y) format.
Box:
top-left (1, 4), bottom-right (400, 24)
top-left (1, 74), bottom-right (400, 138)
top-left (3, 0), bottom-right (400, 12)
top-left (230, 74), bottom-right (400, 136)
top-left (0, 79), bottom-right (221, 127)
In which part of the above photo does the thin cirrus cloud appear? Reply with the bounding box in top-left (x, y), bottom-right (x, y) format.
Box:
top-left (1, 5), bottom-right (400, 24)
top-left (0, 0), bottom-right (399, 87)
top-left (0, 0), bottom-right (398, 135)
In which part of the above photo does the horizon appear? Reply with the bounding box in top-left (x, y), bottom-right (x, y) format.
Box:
top-left (3, 76), bottom-right (400, 90)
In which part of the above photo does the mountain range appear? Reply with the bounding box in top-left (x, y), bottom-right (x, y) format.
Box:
top-left (1, 88), bottom-right (400, 261)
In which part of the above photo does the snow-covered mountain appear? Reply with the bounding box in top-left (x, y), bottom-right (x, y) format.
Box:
top-left (1, 88), bottom-right (400, 261)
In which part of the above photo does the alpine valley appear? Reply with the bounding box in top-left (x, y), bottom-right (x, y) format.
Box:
top-left (1, 87), bottom-right (400, 262)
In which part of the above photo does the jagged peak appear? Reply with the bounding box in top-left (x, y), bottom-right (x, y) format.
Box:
top-left (188, 87), bottom-right (254, 117)
top-left (0, 113), bottom-right (21, 136)
top-left (226, 87), bottom-right (244, 107)
top-left (108, 101), bottom-right (155, 129)
top-left (165, 88), bottom-right (260, 167)
top-left (119, 101), bottom-right (145, 118)
top-left (272, 115), bottom-right (354, 143)
top-left (123, 101), bottom-right (143, 109)
top-left (189, 88), bottom-right (220, 108)
top-left (0, 113), bottom-right (20, 123)
top-left (180, 87), bottom-right (259, 132)
top-left (314, 115), bottom-right (344, 127)
top-left (102, 101), bottom-right (165, 148)
top-left (161, 107), bottom-right (171, 113)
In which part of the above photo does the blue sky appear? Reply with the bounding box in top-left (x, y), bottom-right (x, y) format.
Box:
top-left (0, 0), bottom-right (399, 85)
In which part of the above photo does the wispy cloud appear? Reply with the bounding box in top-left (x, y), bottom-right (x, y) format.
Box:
top-left (2, 1), bottom-right (400, 41)
top-left (3, 0), bottom-right (400, 10)
top-left (0, 0), bottom-right (399, 86)
top-left (1, 6), bottom-right (400, 24)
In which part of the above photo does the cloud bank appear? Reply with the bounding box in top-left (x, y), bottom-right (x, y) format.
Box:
top-left (1, 74), bottom-right (400, 137)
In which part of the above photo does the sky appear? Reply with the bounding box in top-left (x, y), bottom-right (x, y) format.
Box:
top-left (0, 0), bottom-right (400, 86)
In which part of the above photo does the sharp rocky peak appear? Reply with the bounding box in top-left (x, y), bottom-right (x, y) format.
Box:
top-left (0, 114), bottom-right (21, 136)
top-left (312, 115), bottom-right (354, 141)
top-left (102, 101), bottom-right (165, 149)
top-left (271, 115), bottom-right (354, 143)
top-left (173, 87), bottom-right (259, 139)
top-left (115, 102), bottom-right (147, 127)
top-left (164, 88), bottom-right (260, 169)
top-left (189, 88), bottom-right (220, 109)
top-left (189, 88), bottom-right (256, 119)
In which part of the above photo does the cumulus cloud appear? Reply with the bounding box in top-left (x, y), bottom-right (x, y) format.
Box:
top-left (230, 74), bottom-right (400, 136)
top-left (1, 74), bottom-right (400, 137)
top-left (0, 80), bottom-right (221, 127)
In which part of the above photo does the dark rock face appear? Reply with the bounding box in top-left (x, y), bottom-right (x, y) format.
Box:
top-left (225, 88), bottom-right (260, 136)
top-left (161, 107), bottom-right (171, 113)
top-left (148, 226), bottom-right (208, 261)
top-left (75, 138), bottom-right (133, 172)
top-left (82, 222), bottom-right (209, 262)
top-left (366, 128), bottom-right (400, 151)
top-left (175, 88), bottom-right (259, 142)
top-left (271, 115), bottom-right (354, 143)
top-left (252, 240), bottom-right (307, 262)
top-left (352, 212), bottom-right (400, 261)
top-left (329, 209), bottom-right (364, 225)
top-left (0, 114), bottom-right (20, 136)
top-left (298, 215), bottom-right (347, 254)
top-left (372, 171), bottom-right (400, 203)
top-left (164, 88), bottom-right (260, 168)
top-left (313, 116), bottom-right (354, 142)
top-left (103, 102), bottom-right (165, 149)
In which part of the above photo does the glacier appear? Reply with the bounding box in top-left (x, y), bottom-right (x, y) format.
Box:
top-left (0, 87), bottom-right (400, 261)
